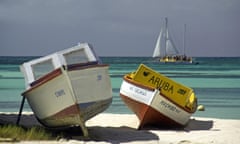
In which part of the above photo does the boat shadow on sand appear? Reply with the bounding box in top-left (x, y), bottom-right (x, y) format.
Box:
top-left (140, 118), bottom-right (214, 132)
top-left (0, 113), bottom-right (159, 143)
top-left (0, 113), bottom-right (213, 143)
top-left (60, 117), bottom-right (214, 143)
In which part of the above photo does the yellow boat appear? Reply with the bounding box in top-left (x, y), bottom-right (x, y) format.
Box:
top-left (120, 64), bottom-right (197, 128)
top-left (131, 64), bottom-right (197, 113)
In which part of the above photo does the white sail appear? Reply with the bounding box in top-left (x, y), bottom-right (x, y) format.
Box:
top-left (152, 28), bottom-right (162, 58)
top-left (153, 17), bottom-right (179, 57)
top-left (166, 39), bottom-right (175, 55)
top-left (165, 18), bottom-right (179, 56)
top-left (166, 37), bottom-right (179, 55)
top-left (152, 18), bottom-right (192, 63)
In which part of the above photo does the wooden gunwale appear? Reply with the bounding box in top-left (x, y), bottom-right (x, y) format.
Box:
top-left (67, 62), bottom-right (108, 71)
top-left (22, 62), bottom-right (108, 96)
top-left (22, 68), bottom-right (63, 95)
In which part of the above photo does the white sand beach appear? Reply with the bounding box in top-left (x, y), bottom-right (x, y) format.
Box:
top-left (0, 112), bottom-right (240, 144)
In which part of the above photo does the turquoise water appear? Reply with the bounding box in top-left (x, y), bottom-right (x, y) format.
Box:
top-left (0, 57), bottom-right (240, 119)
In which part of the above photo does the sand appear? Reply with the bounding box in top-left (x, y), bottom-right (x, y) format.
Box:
top-left (0, 112), bottom-right (240, 144)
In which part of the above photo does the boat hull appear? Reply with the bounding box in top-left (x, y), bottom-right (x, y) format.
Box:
top-left (120, 77), bottom-right (192, 129)
top-left (22, 65), bottom-right (112, 136)
top-left (159, 56), bottom-right (192, 63)
top-left (130, 64), bottom-right (197, 113)
top-left (39, 98), bottom-right (111, 128)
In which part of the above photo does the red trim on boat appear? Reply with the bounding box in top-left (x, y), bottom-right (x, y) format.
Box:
top-left (22, 62), bottom-right (109, 96)
top-left (37, 98), bottom-right (112, 128)
top-left (30, 68), bottom-right (62, 87)
top-left (120, 93), bottom-right (148, 121)
top-left (67, 62), bottom-right (108, 71)
top-left (49, 104), bottom-right (80, 118)
top-left (140, 103), bottom-right (183, 128)
top-left (22, 68), bottom-right (63, 95)
top-left (120, 94), bottom-right (183, 129)
top-left (36, 104), bottom-right (80, 128)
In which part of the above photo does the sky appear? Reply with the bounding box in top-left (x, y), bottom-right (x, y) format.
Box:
top-left (0, 0), bottom-right (240, 57)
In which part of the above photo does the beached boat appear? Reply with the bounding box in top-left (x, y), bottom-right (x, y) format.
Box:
top-left (120, 64), bottom-right (197, 129)
top-left (153, 17), bottom-right (193, 63)
top-left (20, 43), bottom-right (112, 136)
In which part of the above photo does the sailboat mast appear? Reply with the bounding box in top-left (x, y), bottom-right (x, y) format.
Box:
top-left (164, 17), bottom-right (168, 56)
top-left (183, 24), bottom-right (186, 56)
top-left (165, 17), bottom-right (168, 40)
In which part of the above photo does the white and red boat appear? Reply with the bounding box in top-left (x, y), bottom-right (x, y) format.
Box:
top-left (20, 43), bottom-right (112, 136)
top-left (120, 64), bottom-right (197, 129)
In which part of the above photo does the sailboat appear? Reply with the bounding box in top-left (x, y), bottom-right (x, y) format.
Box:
top-left (153, 18), bottom-right (193, 63)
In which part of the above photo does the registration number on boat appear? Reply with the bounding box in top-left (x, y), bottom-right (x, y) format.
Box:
top-left (55, 89), bottom-right (65, 97)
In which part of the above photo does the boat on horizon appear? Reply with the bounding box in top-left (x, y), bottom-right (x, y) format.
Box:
top-left (20, 43), bottom-right (112, 136)
top-left (120, 64), bottom-right (198, 129)
top-left (153, 18), bottom-right (193, 64)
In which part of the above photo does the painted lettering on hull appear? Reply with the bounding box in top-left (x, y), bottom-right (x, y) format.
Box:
top-left (160, 100), bottom-right (180, 114)
top-left (148, 76), bottom-right (174, 94)
top-left (55, 89), bottom-right (65, 97)
top-left (131, 64), bottom-right (196, 108)
top-left (129, 86), bottom-right (147, 96)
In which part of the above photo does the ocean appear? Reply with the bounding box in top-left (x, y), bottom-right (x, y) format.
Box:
top-left (0, 56), bottom-right (240, 119)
